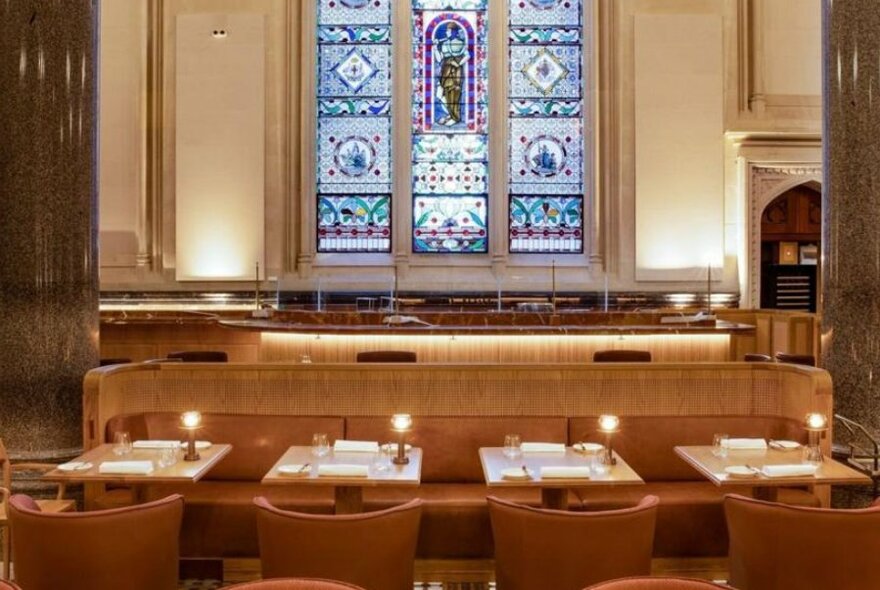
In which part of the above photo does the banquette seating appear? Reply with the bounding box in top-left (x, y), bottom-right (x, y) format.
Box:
top-left (84, 361), bottom-right (832, 561)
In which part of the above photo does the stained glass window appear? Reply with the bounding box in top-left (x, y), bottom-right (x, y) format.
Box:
top-left (412, 0), bottom-right (489, 254)
top-left (508, 0), bottom-right (585, 254)
top-left (316, 0), bottom-right (392, 253)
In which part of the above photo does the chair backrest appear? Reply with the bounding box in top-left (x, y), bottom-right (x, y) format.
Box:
top-left (774, 352), bottom-right (815, 367)
top-left (725, 494), bottom-right (880, 590)
top-left (592, 350), bottom-right (652, 363)
top-left (743, 353), bottom-right (772, 362)
top-left (488, 495), bottom-right (658, 590)
top-left (585, 577), bottom-right (726, 589)
top-left (99, 357), bottom-right (132, 366)
top-left (225, 580), bottom-right (365, 590)
top-left (355, 350), bottom-right (417, 363)
top-left (9, 494), bottom-right (183, 590)
top-left (167, 350), bottom-right (229, 362)
top-left (255, 497), bottom-right (422, 590)
top-left (0, 580), bottom-right (21, 590)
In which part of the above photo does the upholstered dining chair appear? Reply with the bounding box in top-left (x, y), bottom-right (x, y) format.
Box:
top-left (166, 350), bottom-right (228, 362)
top-left (355, 350), bottom-right (417, 363)
top-left (742, 353), bottom-right (773, 362)
top-left (585, 577), bottom-right (729, 589)
top-left (8, 493), bottom-right (183, 590)
top-left (592, 350), bottom-right (652, 362)
top-left (725, 494), bottom-right (880, 590)
top-left (225, 579), bottom-right (365, 590)
top-left (0, 439), bottom-right (75, 578)
top-left (488, 495), bottom-right (659, 590)
top-left (254, 497), bottom-right (422, 590)
top-left (0, 579), bottom-right (21, 589)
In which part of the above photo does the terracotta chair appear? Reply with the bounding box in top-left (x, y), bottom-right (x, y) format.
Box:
top-left (355, 350), bottom-right (417, 363)
top-left (488, 495), bottom-right (659, 590)
top-left (742, 353), bottom-right (772, 362)
top-left (0, 580), bottom-right (21, 589)
top-left (255, 497), bottom-right (422, 590)
top-left (167, 350), bottom-right (228, 362)
top-left (725, 494), bottom-right (880, 590)
top-left (8, 493), bottom-right (183, 590)
top-left (585, 577), bottom-right (728, 589)
top-left (0, 439), bottom-right (75, 578)
top-left (773, 352), bottom-right (815, 367)
top-left (593, 350), bottom-right (652, 362)
top-left (225, 580), bottom-right (365, 590)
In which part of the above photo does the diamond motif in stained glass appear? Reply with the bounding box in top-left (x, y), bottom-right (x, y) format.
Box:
top-left (522, 47), bottom-right (569, 96)
top-left (332, 48), bottom-right (378, 93)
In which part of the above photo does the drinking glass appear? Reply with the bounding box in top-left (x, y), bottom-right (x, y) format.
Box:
top-left (713, 433), bottom-right (729, 458)
top-left (158, 444), bottom-right (179, 468)
top-left (311, 433), bottom-right (330, 457)
top-left (372, 443), bottom-right (393, 473)
top-left (112, 432), bottom-right (132, 456)
top-left (503, 434), bottom-right (522, 459)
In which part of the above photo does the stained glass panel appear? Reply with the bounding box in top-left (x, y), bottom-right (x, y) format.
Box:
top-left (317, 0), bottom-right (392, 253)
top-left (412, 2), bottom-right (489, 254)
top-left (508, 0), bottom-right (585, 254)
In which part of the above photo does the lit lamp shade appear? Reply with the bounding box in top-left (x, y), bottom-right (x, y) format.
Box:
top-left (181, 411), bottom-right (202, 429)
top-left (391, 413), bottom-right (413, 432)
top-left (805, 412), bottom-right (828, 431)
top-left (598, 414), bottom-right (620, 433)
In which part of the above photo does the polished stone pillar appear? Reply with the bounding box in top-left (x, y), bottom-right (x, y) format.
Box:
top-left (822, 1), bottom-right (880, 433)
top-left (0, 1), bottom-right (99, 460)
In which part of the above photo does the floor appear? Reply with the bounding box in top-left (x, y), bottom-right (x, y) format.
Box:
top-left (176, 558), bottom-right (730, 589)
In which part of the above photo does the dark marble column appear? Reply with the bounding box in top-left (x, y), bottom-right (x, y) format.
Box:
top-left (0, 1), bottom-right (99, 461)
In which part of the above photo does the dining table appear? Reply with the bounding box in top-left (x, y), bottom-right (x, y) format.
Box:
top-left (262, 445), bottom-right (423, 514)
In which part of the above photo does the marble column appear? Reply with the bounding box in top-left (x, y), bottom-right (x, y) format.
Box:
top-left (822, 1), bottom-right (880, 435)
top-left (0, 1), bottom-right (99, 461)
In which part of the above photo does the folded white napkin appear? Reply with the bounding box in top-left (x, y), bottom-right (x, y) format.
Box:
top-left (540, 466), bottom-right (591, 479)
top-left (521, 442), bottom-right (566, 453)
top-left (317, 464), bottom-right (369, 477)
top-left (769, 440), bottom-right (801, 450)
top-left (333, 440), bottom-right (380, 453)
top-left (182, 441), bottom-right (213, 450)
top-left (99, 461), bottom-right (155, 475)
top-left (133, 440), bottom-right (180, 449)
top-left (722, 438), bottom-right (768, 450)
top-left (761, 464), bottom-right (818, 478)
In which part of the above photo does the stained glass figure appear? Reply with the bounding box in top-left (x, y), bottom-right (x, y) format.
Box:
top-left (317, 0), bottom-right (392, 253)
top-left (508, 0), bottom-right (585, 254)
top-left (412, 1), bottom-right (489, 253)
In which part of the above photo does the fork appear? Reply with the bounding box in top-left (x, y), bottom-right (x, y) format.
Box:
top-left (298, 462), bottom-right (311, 473)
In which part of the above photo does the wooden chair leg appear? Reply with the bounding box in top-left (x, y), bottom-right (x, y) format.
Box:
top-left (2, 526), bottom-right (9, 580)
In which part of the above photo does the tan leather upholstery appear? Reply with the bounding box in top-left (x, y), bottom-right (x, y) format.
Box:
top-left (488, 495), bottom-right (658, 590)
top-left (586, 578), bottom-right (727, 589)
top-left (167, 350), bottom-right (228, 362)
top-left (255, 497), bottom-right (422, 590)
top-left (774, 352), bottom-right (815, 367)
top-left (8, 494), bottom-right (183, 590)
top-left (593, 350), bottom-right (652, 362)
top-left (725, 494), bottom-right (880, 590)
top-left (225, 580), bottom-right (364, 590)
top-left (355, 350), bottom-right (417, 362)
top-left (0, 580), bottom-right (21, 590)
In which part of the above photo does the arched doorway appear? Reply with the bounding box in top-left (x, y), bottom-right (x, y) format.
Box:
top-left (759, 182), bottom-right (821, 311)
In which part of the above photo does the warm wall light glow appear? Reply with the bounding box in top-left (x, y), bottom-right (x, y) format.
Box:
top-left (181, 411), bottom-right (202, 429)
top-left (805, 412), bottom-right (828, 431)
top-left (391, 414), bottom-right (413, 432)
top-left (598, 415), bottom-right (620, 433)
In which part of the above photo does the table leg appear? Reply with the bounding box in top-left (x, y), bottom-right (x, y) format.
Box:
top-left (335, 486), bottom-right (364, 514)
top-left (541, 488), bottom-right (568, 510)
top-left (752, 487), bottom-right (779, 502)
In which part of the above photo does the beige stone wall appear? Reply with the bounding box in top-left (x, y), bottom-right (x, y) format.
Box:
top-left (98, 0), bottom-right (822, 298)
